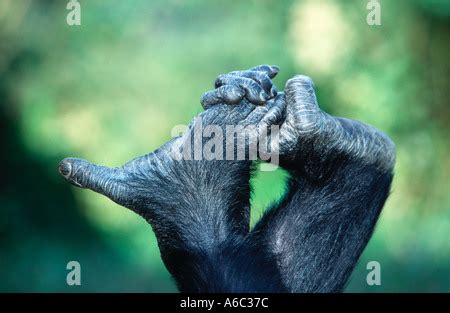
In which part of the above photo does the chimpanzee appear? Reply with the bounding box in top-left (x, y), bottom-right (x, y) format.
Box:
top-left (59, 65), bottom-right (395, 292)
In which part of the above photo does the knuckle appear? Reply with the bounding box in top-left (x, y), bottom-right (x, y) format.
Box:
top-left (215, 74), bottom-right (227, 87)
top-left (285, 75), bottom-right (315, 96)
top-left (287, 75), bottom-right (314, 86)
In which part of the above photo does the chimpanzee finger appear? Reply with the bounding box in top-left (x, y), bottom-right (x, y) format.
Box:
top-left (249, 65), bottom-right (280, 79)
top-left (215, 75), bottom-right (269, 105)
top-left (200, 85), bottom-right (246, 109)
top-left (58, 158), bottom-right (130, 206)
top-left (229, 70), bottom-right (278, 98)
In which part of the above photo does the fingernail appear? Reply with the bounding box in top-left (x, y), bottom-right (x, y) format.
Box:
top-left (270, 65), bottom-right (280, 74)
top-left (59, 159), bottom-right (72, 178)
top-left (270, 85), bottom-right (278, 97)
top-left (259, 92), bottom-right (269, 104)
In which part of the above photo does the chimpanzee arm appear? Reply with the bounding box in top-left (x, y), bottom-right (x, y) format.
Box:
top-left (252, 154), bottom-right (394, 292)
top-left (58, 66), bottom-right (286, 292)
top-left (205, 69), bottom-right (396, 292)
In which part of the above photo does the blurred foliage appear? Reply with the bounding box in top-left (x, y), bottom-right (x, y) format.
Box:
top-left (0, 0), bottom-right (448, 292)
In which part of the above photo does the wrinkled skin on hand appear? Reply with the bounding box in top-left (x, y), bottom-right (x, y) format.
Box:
top-left (202, 66), bottom-right (396, 292)
top-left (59, 64), bottom-right (395, 293)
top-left (59, 65), bottom-right (281, 236)
top-left (204, 70), bottom-right (395, 182)
top-left (59, 65), bottom-right (285, 292)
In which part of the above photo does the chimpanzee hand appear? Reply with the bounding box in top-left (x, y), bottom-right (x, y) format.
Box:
top-left (59, 65), bottom-right (396, 293)
top-left (203, 67), bottom-right (395, 181)
top-left (201, 65), bottom-right (279, 108)
top-left (58, 69), bottom-right (284, 292)
top-left (202, 65), bottom-right (396, 292)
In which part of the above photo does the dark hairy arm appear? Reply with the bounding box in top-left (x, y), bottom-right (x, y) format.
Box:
top-left (58, 66), bottom-right (285, 292)
top-left (59, 65), bottom-right (395, 293)
top-left (206, 69), bottom-right (396, 292)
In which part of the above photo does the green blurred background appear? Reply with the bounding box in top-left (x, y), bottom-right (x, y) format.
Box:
top-left (0, 0), bottom-right (449, 292)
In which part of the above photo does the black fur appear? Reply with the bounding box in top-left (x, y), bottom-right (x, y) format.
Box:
top-left (59, 65), bottom-right (395, 292)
